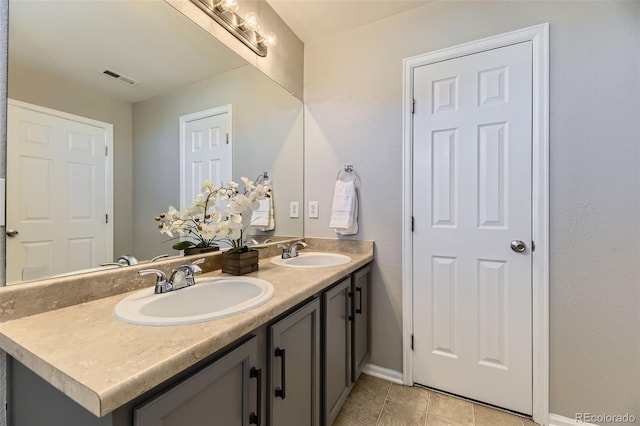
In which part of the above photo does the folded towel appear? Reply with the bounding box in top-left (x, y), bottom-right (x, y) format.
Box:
top-left (251, 199), bottom-right (270, 227)
top-left (330, 180), bottom-right (358, 235)
top-left (251, 196), bottom-right (275, 231)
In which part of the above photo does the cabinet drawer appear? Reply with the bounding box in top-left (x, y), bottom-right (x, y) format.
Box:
top-left (269, 299), bottom-right (321, 426)
top-left (134, 336), bottom-right (259, 426)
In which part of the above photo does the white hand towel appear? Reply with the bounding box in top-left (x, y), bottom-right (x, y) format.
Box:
top-left (251, 199), bottom-right (270, 226)
top-left (250, 196), bottom-right (275, 231)
top-left (265, 195), bottom-right (275, 231)
top-left (330, 180), bottom-right (358, 235)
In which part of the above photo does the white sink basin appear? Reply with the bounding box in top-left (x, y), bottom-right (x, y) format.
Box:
top-left (114, 277), bottom-right (274, 326)
top-left (271, 252), bottom-right (351, 268)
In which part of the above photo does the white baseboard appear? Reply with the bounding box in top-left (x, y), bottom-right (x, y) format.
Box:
top-left (362, 364), bottom-right (404, 384)
top-left (549, 413), bottom-right (598, 426)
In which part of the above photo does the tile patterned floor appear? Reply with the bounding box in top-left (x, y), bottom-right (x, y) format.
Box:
top-left (334, 374), bottom-right (539, 426)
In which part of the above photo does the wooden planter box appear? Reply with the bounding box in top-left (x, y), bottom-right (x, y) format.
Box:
top-left (184, 246), bottom-right (219, 256)
top-left (222, 250), bottom-right (259, 275)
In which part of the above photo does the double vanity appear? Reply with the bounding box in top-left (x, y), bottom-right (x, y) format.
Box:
top-left (0, 239), bottom-right (374, 426)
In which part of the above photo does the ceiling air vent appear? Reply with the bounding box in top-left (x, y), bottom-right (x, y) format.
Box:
top-left (102, 68), bottom-right (137, 86)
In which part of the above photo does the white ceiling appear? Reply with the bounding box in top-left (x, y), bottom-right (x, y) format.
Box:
top-left (266, 0), bottom-right (431, 43)
top-left (9, 0), bottom-right (248, 103)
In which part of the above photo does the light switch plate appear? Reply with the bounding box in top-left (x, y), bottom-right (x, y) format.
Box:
top-left (309, 201), bottom-right (319, 218)
top-left (289, 201), bottom-right (299, 218)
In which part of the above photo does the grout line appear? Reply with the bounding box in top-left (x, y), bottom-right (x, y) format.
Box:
top-left (472, 403), bottom-right (476, 425)
top-left (341, 413), bottom-right (367, 425)
top-left (375, 384), bottom-right (392, 426)
top-left (375, 398), bottom-right (387, 426)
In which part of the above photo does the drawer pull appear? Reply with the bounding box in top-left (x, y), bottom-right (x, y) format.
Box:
top-left (249, 367), bottom-right (262, 425)
top-left (356, 286), bottom-right (363, 314)
top-left (274, 348), bottom-right (286, 399)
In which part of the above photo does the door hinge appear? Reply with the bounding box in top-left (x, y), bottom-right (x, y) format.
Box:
top-left (106, 213), bottom-right (109, 224)
top-left (411, 334), bottom-right (414, 350)
top-left (226, 133), bottom-right (229, 144)
top-left (531, 241), bottom-right (536, 252)
top-left (105, 145), bottom-right (108, 156)
top-left (411, 97), bottom-right (415, 114)
top-left (411, 216), bottom-right (415, 232)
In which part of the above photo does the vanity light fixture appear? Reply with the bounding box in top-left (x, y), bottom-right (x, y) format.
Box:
top-left (190, 0), bottom-right (277, 57)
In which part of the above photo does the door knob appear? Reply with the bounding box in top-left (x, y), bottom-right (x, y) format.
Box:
top-left (6, 230), bottom-right (19, 238)
top-left (510, 240), bottom-right (526, 253)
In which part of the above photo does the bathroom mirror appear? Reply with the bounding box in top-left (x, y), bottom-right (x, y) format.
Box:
top-left (6, 0), bottom-right (304, 284)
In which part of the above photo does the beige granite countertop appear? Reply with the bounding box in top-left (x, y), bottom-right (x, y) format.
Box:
top-left (0, 245), bottom-right (373, 417)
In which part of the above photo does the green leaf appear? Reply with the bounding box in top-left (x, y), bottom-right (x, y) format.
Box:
top-left (172, 241), bottom-right (195, 250)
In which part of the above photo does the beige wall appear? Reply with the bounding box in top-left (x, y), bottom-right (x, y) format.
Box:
top-left (304, 1), bottom-right (640, 421)
top-left (132, 64), bottom-right (303, 259)
top-left (7, 61), bottom-right (134, 259)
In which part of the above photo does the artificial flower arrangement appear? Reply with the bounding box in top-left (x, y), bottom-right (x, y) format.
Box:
top-left (155, 178), bottom-right (271, 254)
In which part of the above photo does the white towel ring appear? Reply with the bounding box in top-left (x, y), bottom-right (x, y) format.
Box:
top-left (337, 165), bottom-right (360, 186)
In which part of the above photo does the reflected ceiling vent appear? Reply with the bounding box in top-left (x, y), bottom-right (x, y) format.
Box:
top-left (102, 68), bottom-right (137, 85)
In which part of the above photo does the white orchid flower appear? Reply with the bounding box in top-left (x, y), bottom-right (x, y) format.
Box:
top-left (201, 180), bottom-right (217, 193)
top-left (157, 178), bottom-right (274, 250)
top-left (241, 176), bottom-right (256, 189)
top-left (159, 223), bottom-right (174, 237)
top-left (215, 219), bottom-right (233, 237)
top-left (184, 201), bottom-right (204, 217)
top-left (199, 222), bottom-right (217, 239)
top-left (166, 206), bottom-right (180, 219)
top-left (228, 226), bottom-right (242, 240)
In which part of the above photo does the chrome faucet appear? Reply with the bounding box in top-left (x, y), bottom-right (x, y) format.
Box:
top-left (244, 238), bottom-right (273, 246)
top-left (278, 241), bottom-right (308, 259)
top-left (138, 258), bottom-right (205, 294)
top-left (117, 254), bottom-right (139, 265)
top-left (138, 269), bottom-right (171, 294)
top-left (99, 262), bottom-right (125, 267)
top-left (169, 258), bottom-right (205, 290)
top-left (150, 254), bottom-right (169, 262)
top-left (99, 254), bottom-right (140, 268)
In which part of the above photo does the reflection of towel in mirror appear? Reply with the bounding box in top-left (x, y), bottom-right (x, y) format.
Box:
top-left (251, 197), bottom-right (275, 231)
top-left (330, 180), bottom-right (358, 235)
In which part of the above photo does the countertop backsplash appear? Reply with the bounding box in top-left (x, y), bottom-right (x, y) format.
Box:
top-left (0, 238), bottom-right (374, 323)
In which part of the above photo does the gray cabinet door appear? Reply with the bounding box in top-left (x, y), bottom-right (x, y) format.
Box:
top-left (352, 265), bottom-right (371, 382)
top-left (135, 336), bottom-right (260, 426)
top-left (269, 299), bottom-right (321, 426)
top-left (323, 277), bottom-right (352, 426)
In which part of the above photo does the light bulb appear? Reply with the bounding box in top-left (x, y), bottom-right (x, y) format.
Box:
top-left (260, 31), bottom-right (278, 48)
top-left (216, 0), bottom-right (238, 12)
top-left (242, 12), bottom-right (260, 32)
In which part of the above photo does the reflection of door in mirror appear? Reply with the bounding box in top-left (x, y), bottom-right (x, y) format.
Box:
top-left (6, 100), bottom-right (114, 284)
top-left (180, 106), bottom-right (232, 212)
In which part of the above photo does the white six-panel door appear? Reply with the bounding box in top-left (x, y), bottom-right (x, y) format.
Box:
top-left (412, 42), bottom-right (533, 414)
top-left (180, 107), bottom-right (232, 211)
top-left (7, 101), bottom-right (112, 283)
